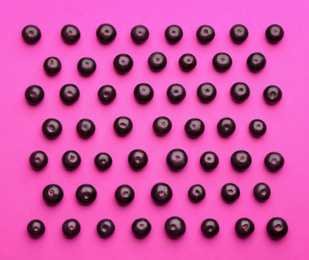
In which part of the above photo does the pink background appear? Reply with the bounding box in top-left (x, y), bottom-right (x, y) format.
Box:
top-left (1, 0), bottom-right (308, 259)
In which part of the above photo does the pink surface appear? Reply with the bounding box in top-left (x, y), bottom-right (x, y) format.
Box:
top-left (1, 0), bottom-right (309, 259)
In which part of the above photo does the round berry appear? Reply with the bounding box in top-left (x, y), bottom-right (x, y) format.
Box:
top-left (188, 184), bottom-right (205, 202)
top-left (132, 218), bottom-right (151, 238)
top-left (230, 24), bottom-right (248, 44)
top-left (231, 150), bottom-right (252, 171)
top-left (114, 116), bottom-right (133, 136)
top-left (179, 53), bottom-right (197, 72)
top-left (115, 185), bottom-right (135, 205)
top-left (196, 25), bottom-right (215, 44)
top-left (148, 52), bottom-right (167, 72)
top-left (151, 183), bottom-right (173, 205)
top-left (200, 151), bottom-right (219, 171)
top-left (247, 52), bottom-right (266, 72)
top-left (197, 83), bottom-right (216, 103)
top-left (62, 150), bottom-right (81, 170)
top-left (165, 217), bottom-right (186, 238)
top-left (166, 149), bottom-right (188, 171)
top-left (77, 57), bottom-right (96, 76)
top-left (76, 119), bottom-right (95, 138)
top-left (249, 119), bottom-right (267, 137)
top-left (212, 53), bottom-right (232, 72)
top-left (153, 116), bottom-right (172, 136)
top-left (61, 24), bottom-right (80, 44)
top-left (267, 217), bottom-right (288, 239)
top-left (201, 219), bottom-right (219, 238)
top-left (96, 24), bottom-right (116, 44)
top-left (217, 117), bottom-right (236, 137)
top-left (25, 85), bottom-right (44, 105)
top-left (113, 54), bottom-right (133, 75)
top-left (62, 219), bottom-right (80, 238)
top-left (94, 153), bottom-right (112, 170)
top-left (165, 25), bottom-right (183, 44)
top-left (235, 218), bottom-right (255, 238)
top-left (27, 219), bottom-right (45, 238)
top-left (76, 184), bottom-right (97, 205)
top-left (221, 183), bottom-right (240, 203)
top-left (128, 149), bottom-right (148, 170)
top-left (266, 24), bottom-right (284, 44)
top-left (134, 83), bottom-right (154, 104)
top-left (167, 84), bottom-right (186, 104)
top-left (22, 25), bottom-right (41, 44)
top-left (43, 57), bottom-right (61, 76)
top-left (42, 184), bottom-right (64, 205)
top-left (230, 82), bottom-right (250, 103)
top-left (42, 118), bottom-right (62, 139)
top-left (29, 151), bottom-right (48, 171)
top-left (98, 85), bottom-right (116, 104)
top-left (184, 118), bottom-right (205, 138)
top-left (97, 219), bottom-right (115, 238)
top-left (253, 183), bottom-right (271, 202)
top-left (131, 25), bottom-right (149, 44)
top-left (60, 84), bottom-right (80, 105)
top-left (264, 152), bottom-right (284, 172)
top-left (263, 85), bottom-right (282, 105)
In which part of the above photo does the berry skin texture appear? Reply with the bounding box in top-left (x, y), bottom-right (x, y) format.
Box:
top-left (22, 25), bottom-right (41, 44)
top-left (165, 217), bottom-right (186, 238)
top-left (221, 183), bottom-right (240, 203)
top-left (128, 149), bottom-right (148, 170)
top-left (266, 24), bottom-right (284, 44)
top-left (196, 25), bottom-right (215, 44)
top-left (264, 152), bottom-right (284, 172)
top-left (27, 219), bottom-right (45, 238)
top-left (263, 85), bottom-right (282, 105)
top-left (231, 150), bottom-right (252, 171)
top-left (151, 183), bottom-right (173, 205)
top-left (201, 219), bottom-right (219, 238)
top-left (115, 185), bottom-right (135, 205)
top-left (253, 183), bottom-right (271, 202)
top-left (113, 116), bottom-right (133, 136)
top-left (98, 85), bottom-right (116, 104)
top-left (179, 53), bottom-right (197, 72)
top-left (97, 219), bottom-right (115, 238)
top-left (148, 52), bottom-right (167, 72)
top-left (61, 24), bottom-right (80, 44)
top-left (165, 25), bottom-right (183, 44)
top-left (60, 84), bottom-right (80, 105)
top-left (153, 116), bottom-right (172, 136)
top-left (230, 24), bottom-right (248, 44)
top-left (94, 153), bottom-right (112, 170)
top-left (235, 218), bottom-right (255, 238)
top-left (184, 118), bottom-right (205, 138)
top-left (230, 82), bottom-right (250, 103)
top-left (77, 57), bottom-right (96, 76)
top-left (131, 25), bottom-right (149, 44)
top-left (132, 218), bottom-right (152, 238)
top-left (188, 184), bottom-right (205, 202)
top-left (62, 150), bottom-right (81, 170)
top-left (42, 184), bottom-right (64, 205)
top-left (29, 151), bottom-right (48, 171)
top-left (25, 85), bottom-right (44, 105)
top-left (247, 52), bottom-right (266, 72)
top-left (76, 119), bottom-right (95, 138)
top-left (167, 84), bottom-right (186, 104)
top-left (134, 83), bottom-right (154, 104)
top-left (267, 217), bottom-right (288, 240)
top-left (249, 119), bottom-right (267, 137)
top-left (43, 57), bottom-right (62, 76)
top-left (217, 117), bottom-right (236, 137)
top-left (62, 219), bottom-right (81, 238)
top-left (197, 83), bottom-right (217, 103)
top-left (113, 54), bottom-right (133, 75)
top-left (76, 184), bottom-right (97, 205)
top-left (200, 151), bottom-right (219, 171)
top-left (212, 53), bottom-right (232, 72)
top-left (42, 118), bottom-right (62, 139)
top-left (96, 24), bottom-right (117, 44)
top-left (166, 149), bottom-right (188, 171)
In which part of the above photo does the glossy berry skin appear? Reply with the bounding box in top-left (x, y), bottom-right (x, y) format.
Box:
top-left (151, 183), bottom-right (173, 205)
top-left (221, 183), bottom-right (240, 203)
top-left (114, 116), bottom-right (133, 136)
top-left (134, 83), bottom-right (154, 104)
top-left (165, 217), bottom-right (186, 238)
top-left (196, 25), bottom-right (215, 44)
top-left (61, 24), bottom-right (80, 44)
top-left (22, 25), bottom-right (41, 44)
top-left (76, 119), bottom-right (95, 138)
top-left (188, 184), bottom-right (205, 202)
top-left (213, 53), bottom-right (232, 72)
top-left (98, 85), bottom-right (116, 104)
top-left (266, 24), bottom-right (284, 44)
top-left (132, 218), bottom-right (151, 238)
top-left (43, 57), bottom-right (61, 76)
top-left (167, 84), bottom-right (186, 104)
top-left (235, 218), bottom-right (255, 238)
top-left (230, 24), bottom-right (248, 44)
top-left (230, 82), bottom-right (250, 103)
top-left (264, 152), bottom-right (284, 172)
top-left (97, 219), bottom-right (115, 238)
top-left (128, 149), bottom-right (148, 170)
top-left (42, 118), bottom-right (62, 139)
top-left (247, 52), bottom-right (266, 72)
top-left (60, 84), bottom-right (80, 104)
top-left (197, 83), bottom-right (217, 103)
top-left (200, 151), bottom-right (219, 171)
top-left (113, 54), bottom-right (133, 75)
top-left (249, 119), bottom-right (267, 137)
top-left (25, 85), bottom-right (44, 105)
top-left (96, 24), bottom-right (117, 44)
top-left (62, 150), bottom-right (81, 170)
top-left (131, 25), bottom-right (149, 44)
top-left (29, 151), bottom-right (48, 170)
top-left (201, 219), bottom-right (219, 238)
top-left (165, 25), bottom-right (183, 44)
top-left (179, 54), bottom-right (197, 72)
top-left (76, 184), bottom-right (97, 205)
top-left (231, 150), bottom-right (252, 171)
top-left (253, 183), bottom-right (271, 202)
top-left (153, 116), bottom-right (172, 136)
top-left (77, 57), bottom-right (96, 76)
top-left (42, 184), bottom-right (64, 205)
top-left (62, 219), bottom-right (80, 238)
top-left (166, 149), bottom-right (188, 171)
top-left (185, 118), bottom-right (205, 138)
top-left (148, 52), bottom-right (167, 72)
top-left (217, 117), bottom-right (236, 137)
top-left (267, 217), bottom-right (288, 239)
top-left (27, 219), bottom-right (45, 238)
top-left (263, 85), bottom-right (282, 105)
top-left (94, 153), bottom-right (112, 170)
top-left (115, 185), bottom-right (135, 205)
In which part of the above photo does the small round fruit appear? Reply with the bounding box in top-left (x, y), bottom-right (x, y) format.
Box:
top-left (266, 24), bottom-right (284, 44)
top-left (131, 25), bottom-right (149, 44)
top-left (165, 217), bottom-right (186, 238)
top-left (184, 118), bottom-right (205, 138)
top-left (113, 54), bottom-right (133, 74)
top-left (230, 24), bottom-right (248, 44)
top-left (221, 183), bottom-right (240, 203)
top-left (62, 219), bottom-right (80, 238)
top-left (196, 25), bottom-right (215, 44)
top-left (197, 83), bottom-right (216, 103)
top-left (77, 57), bottom-right (96, 76)
top-left (166, 149), bottom-right (188, 171)
top-left (60, 84), bottom-right (80, 104)
top-left (167, 84), bottom-right (186, 104)
top-left (249, 119), bottom-right (267, 137)
top-left (231, 150), bottom-right (252, 171)
top-left (42, 118), bottom-right (62, 139)
top-left (151, 183), bottom-right (173, 205)
top-left (128, 149), bottom-right (148, 170)
top-left (188, 184), bottom-right (205, 202)
top-left (148, 52), bottom-right (167, 72)
top-left (201, 219), bottom-right (219, 237)
top-left (217, 117), bottom-right (236, 137)
top-left (213, 53), bottom-right (232, 72)
top-left (235, 218), bottom-right (255, 238)
top-left (115, 185), bottom-right (135, 205)
top-left (230, 82), bottom-right (250, 103)
top-left (97, 219), bottom-right (115, 238)
top-left (76, 119), bottom-right (95, 138)
top-left (132, 218), bottom-right (151, 238)
top-left (25, 85), bottom-right (44, 105)
top-left (179, 53), bottom-right (197, 72)
top-left (29, 151), bottom-right (48, 170)
top-left (200, 152), bottom-right (219, 171)
top-left (98, 85), bottom-right (116, 104)
top-left (134, 83), bottom-right (154, 104)
top-left (61, 24), bottom-right (80, 44)
top-left (267, 217), bottom-right (288, 239)
top-left (96, 24), bottom-right (117, 44)
top-left (43, 57), bottom-right (62, 76)
top-left (253, 183), bottom-right (271, 202)
top-left (247, 52), bottom-right (266, 72)
top-left (22, 25), bottom-right (41, 44)
top-left (76, 184), bottom-right (97, 205)
top-left (43, 184), bottom-right (64, 205)
top-left (165, 25), bottom-right (183, 44)
top-left (113, 116), bottom-right (133, 136)
top-left (62, 150), bottom-right (81, 170)
top-left (27, 219), bottom-right (45, 238)
top-left (263, 85), bottom-right (282, 105)
top-left (94, 153), bottom-right (112, 170)
top-left (153, 116), bottom-right (172, 136)
top-left (264, 152), bottom-right (284, 172)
